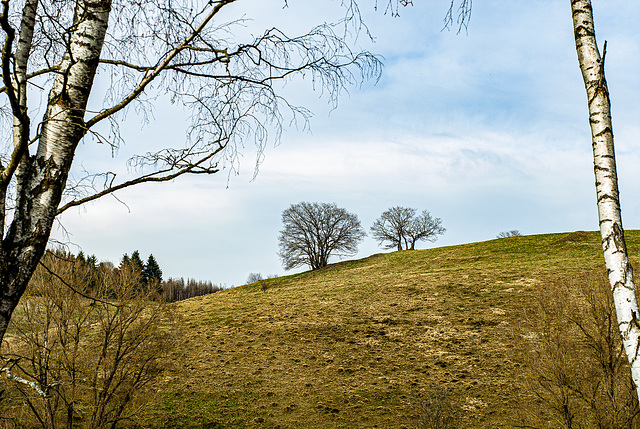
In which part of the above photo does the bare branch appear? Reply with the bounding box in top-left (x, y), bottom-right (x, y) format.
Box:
top-left (443, 0), bottom-right (472, 34)
top-left (57, 145), bottom-right (223, 214)
top-left (0, 65), bottom-right (59, 94)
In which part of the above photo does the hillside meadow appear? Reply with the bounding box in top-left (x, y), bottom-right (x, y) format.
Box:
top-left (3, 230), bottom-right (639, 427)
top-left (145, 230), bottom-right (639, 428)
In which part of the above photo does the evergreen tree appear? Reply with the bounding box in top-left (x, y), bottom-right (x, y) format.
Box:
top-left (120, 253), bottom-right (130, 270)
top-left (86, 255), bottom-right (98, 269)
top-left (142, 255), bottom-right (163, 284)
top-left (130, 251), bottom-right (145, 273)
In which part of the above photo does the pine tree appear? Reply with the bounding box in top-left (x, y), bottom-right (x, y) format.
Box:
top-left (120, 253), bottom-right (130, 270)
top-left (86, 255), bottom-right (98, 269)
top-left (130, 251), bottom-right (145, 273)
top-left (142, 254), bottom-right (163, 284)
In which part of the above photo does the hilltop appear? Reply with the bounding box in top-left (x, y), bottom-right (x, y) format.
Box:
top-left (143, 230), bottom-right (639, 428)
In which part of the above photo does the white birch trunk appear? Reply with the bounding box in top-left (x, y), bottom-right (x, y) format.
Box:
top-left (0, 0), bottom-right (112, 345)
top-left (571, 0), bottom-right (640, 400)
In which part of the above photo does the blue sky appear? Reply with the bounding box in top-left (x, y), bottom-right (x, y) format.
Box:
top-left (54, 1), bottom-right (640, 287)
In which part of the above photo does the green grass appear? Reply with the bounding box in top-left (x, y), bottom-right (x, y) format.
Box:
top-left (138, 230), bottom-right (635, 428)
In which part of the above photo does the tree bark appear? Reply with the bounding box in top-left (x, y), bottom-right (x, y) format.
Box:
top-left (571, 0), bottom-right (640, 399)
top-left (0, 0), bottom-right (112, 345)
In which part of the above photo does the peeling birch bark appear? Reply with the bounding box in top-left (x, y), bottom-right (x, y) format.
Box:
top-left (571, 0), bottom-right (640, 400)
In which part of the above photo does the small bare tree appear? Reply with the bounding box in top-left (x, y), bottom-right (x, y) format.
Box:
top-left (406, 210), bottom-right (447, 250)
top-left (278, 202), bottom-right (365, 271)
top-left (370, 206), bottom-right (445, 251)
top-left (246, 272), bottom-right (263, 284)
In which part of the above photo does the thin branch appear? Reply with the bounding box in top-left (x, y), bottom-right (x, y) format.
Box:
top-left (443, 0), bottom-right (472, 33)
top-left (0, 66), bottom-right (59, 94)
top-left (56, 146), bottom-right (223, 214)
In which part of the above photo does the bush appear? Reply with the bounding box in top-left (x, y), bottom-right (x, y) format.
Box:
top-left (246, 273), bottom-right (263, 284)
top-left (496, 230), bottom-right (522, 238)
top-left (410, 387), bottom-right (460, 429)
top-left (0, 251), bottom-right (175, 428)
top-left (515, 271), bottom-right (640, 428)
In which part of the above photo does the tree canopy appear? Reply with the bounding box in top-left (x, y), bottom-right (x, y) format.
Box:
top-left (370, 206), bottom-right (445, 251)
top-left (142, 254), bottom-right (163, 284)
top-left (278, 202), bottom-right (366, 271)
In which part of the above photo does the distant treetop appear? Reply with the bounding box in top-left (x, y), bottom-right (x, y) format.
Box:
top-left (497, 230), bottom-right (523, 239)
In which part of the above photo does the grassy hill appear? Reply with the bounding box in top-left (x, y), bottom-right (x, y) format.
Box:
top-left (145, 230), bottom-right (640, 428)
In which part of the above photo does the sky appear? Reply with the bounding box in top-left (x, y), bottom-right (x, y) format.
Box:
top-left (53, 0), bottom-right (640, 287)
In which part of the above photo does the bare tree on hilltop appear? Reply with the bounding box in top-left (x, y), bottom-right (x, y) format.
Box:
top-left (371, 206), bottom-right (445, 251)
top-left (278, 202), bottom-right (366, 271)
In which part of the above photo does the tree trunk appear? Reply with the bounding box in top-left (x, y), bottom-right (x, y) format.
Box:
top-left (0, 0), bottom-right (112, 345)
top-left (571, 0), bottom-right (640, 400)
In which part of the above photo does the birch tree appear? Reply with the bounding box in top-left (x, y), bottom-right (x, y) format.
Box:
top-left (571, 0), bottom-right (640, 399)
top-left (0, 0), bottom-right (394, 346)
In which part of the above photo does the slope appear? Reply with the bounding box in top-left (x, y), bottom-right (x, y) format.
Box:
top-left (150, 230), bottom-right (640, 428)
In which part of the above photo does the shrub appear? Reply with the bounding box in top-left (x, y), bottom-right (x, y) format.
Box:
top-left (0, 251), bottom-right (175, 428)
top-left (496, 230), bottom-right (522, 238)
top-left (246, 273), bottom-right (263, 284)
top-left (411, 387), bottom-right (460, 429)
top-left (515, 271), bottom-right (640, 428)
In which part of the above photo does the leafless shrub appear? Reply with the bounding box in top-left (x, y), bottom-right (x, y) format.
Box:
top-left (497, 230), bottom-right (522, 238)
top-left (515, 272), bottom-right (640, 428)
top-left (411, 387), bottom-right (460, 429)
top-left (0, 251), bottom-right (175, 428)
top-left (246, 273), bottom-right (264, 284)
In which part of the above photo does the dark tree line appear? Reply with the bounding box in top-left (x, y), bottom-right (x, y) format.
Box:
top-left (35, 249), bottom-right (221, 302)
top-left (120, 251), bottom-right (162, 285)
